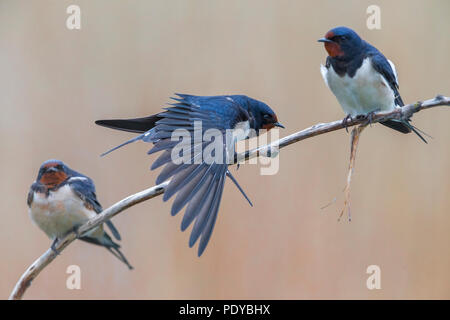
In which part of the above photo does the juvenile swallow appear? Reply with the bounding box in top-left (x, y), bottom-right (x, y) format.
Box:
top-left (28, 159), bottom-right (133, 269)
top-left (96, 94), bottom-right (284, 256)
top-left (318, 26), bottom-right (426, 142)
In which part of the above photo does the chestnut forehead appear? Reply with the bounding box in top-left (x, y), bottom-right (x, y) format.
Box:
top-left (325, 31), bottom-right (334, 39)
top-left (43, 162), bottom-right (61, 168)
top-left (39, 170), bottom-right (68, 184)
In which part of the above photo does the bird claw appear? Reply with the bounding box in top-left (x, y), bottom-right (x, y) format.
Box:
top-left (50, 238), bottom-right (61, 255)
top-left (342, 114), bottom-right (352, 133)
top-left (266, 146), bottom-right (279, 158)
top-left (72, 226), bottom-right (82, 239)
top-left (361, 109), bottom-right (380, 127)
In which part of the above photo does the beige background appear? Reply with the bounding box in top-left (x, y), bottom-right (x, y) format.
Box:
top-left (1, 0), bottom-right (449, 299)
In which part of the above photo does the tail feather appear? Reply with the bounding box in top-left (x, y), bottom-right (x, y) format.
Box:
top-left (96, 115), bottom-right (161, 156)
top-left (380, 119), bottom-right (427, 144)
top-left (226, 170), bottom-right (253, 207)
top-left (95, 114), bottom-right (162, 134)
top-left (100, 133), bottom-right (146, 157)
top-left (105, 221), bottom-right (121, 241)
top-left (380, 119), bottom-right (410, 134)
top-left (105, 246), bottom-right (134, 270)
top-left (80, 234), bottom-right (134, 270)
top-left (408, 124), bottom-right (428, 144)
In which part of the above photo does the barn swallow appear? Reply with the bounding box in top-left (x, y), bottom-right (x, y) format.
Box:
top-left (96, 94), bottom-right (284, 256)
top-left (318, 26), bottom-right (426, 142)
top-left (27, 159), bottom-right (133, 269)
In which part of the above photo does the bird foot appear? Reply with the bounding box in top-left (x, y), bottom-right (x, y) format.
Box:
top-left (72, 226), bottom-right (82, 239)
top-left (266, 146), bottom-right (279, 158)
top-left (50, 238), bottom-right (61, 255)
top-left (355, 109), bottom-right (381, 127)
top-left (363, 109), bottom-right (381, 127)
top-left (342, 114), bottom-right (352, 133)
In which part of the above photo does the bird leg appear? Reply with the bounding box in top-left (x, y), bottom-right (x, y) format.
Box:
top-left (265, 146), bottom-right (280, 158)
top-left (338, 123), bottom-right (367, 222)
top-left (361, 108), bottom-right (381, 127)
top-left (50, 225), bottom-right (83, 255)
top-left (72, 225), bottom-right (82, 239)
top-left (342, 114), bottom-right (353, 133)
top-left (50, 238), bottom-right (61, 255)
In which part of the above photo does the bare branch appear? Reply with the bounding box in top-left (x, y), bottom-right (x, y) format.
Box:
top-left (239, 95), bottom-right (449, 162)
top-left (9, 95), bottom-right (449, 300)
top-left (9, 182), bottom-right (168, 300)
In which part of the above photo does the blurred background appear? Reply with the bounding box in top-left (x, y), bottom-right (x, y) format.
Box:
top-left (1, 0), bottom-right (449, 299)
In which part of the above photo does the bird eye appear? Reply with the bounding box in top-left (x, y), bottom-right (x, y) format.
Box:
top-left (332, 35), bottom-right (346, 42)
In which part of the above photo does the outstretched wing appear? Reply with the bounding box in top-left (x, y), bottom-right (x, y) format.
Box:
top-left (68, 176), bottom-right (122, 241)
top-left (149, 94), bottom-right (251, 256)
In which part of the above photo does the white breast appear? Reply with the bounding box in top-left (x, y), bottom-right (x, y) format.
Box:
top-left (225, 120), bottom-right (250, 163)
top-left (321, 58), bottom-right (396, 116)
top-left (29, 185), bottom-right (97, 239)
top-left (233, 120), bottom-right (251, 142)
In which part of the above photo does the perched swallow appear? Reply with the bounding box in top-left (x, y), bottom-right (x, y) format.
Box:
top-left (318, 26), bottom-right (426, 142)
top-left (96, 94), bottom-right (284, 256)
top-left (27, 159), bottom-right (133, 269)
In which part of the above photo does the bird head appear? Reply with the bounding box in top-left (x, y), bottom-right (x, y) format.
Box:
top-left (245, 97), bottom-right (284, 131)
top-left (37, 159), bottom-right (70, 189)
top-left (318, 27), bottom-right (363, 59)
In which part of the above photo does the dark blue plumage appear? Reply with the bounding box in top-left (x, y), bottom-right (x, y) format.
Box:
top-left (96, 94), bottom-right (283, 256)
top-left (28, 159), bottom-right (133, 269)
top-left (318, 26), bottom-right (426, 142)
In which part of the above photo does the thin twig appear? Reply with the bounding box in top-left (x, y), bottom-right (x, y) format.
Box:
top-left (339, 124), bottom-right (367, 222)
top-left (9, 95), bottom-right (449, 300)
top-left (238, 95), bottom-right (449, 163)
top-left (9, 182), bottom-right (168, 300)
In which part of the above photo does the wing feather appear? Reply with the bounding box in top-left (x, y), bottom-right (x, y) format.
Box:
top-left (99, 94), bottom-right (255, 255)
top-left (69, 176), bottom-right (121, 241)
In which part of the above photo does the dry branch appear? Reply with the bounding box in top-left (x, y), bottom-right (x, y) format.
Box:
top-left (9, 182), bottom-right (168, 300)
top-left (339, 124), bottom-right (367, 222)
top-left (9, 95), bottom-right (449, 300)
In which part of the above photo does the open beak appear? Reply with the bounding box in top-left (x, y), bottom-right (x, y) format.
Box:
top-left (274, 122), bottom-right (285, 129)
top-left (318, 38), bottom-right (333, 43)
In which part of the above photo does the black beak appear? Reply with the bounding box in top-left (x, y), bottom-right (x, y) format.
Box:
top-left (274, 122), bottom-right (285, 129)
top-left (47, 167), bottom-right (58, 173)
top-left (318, 38), bottom-right (333, 43)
